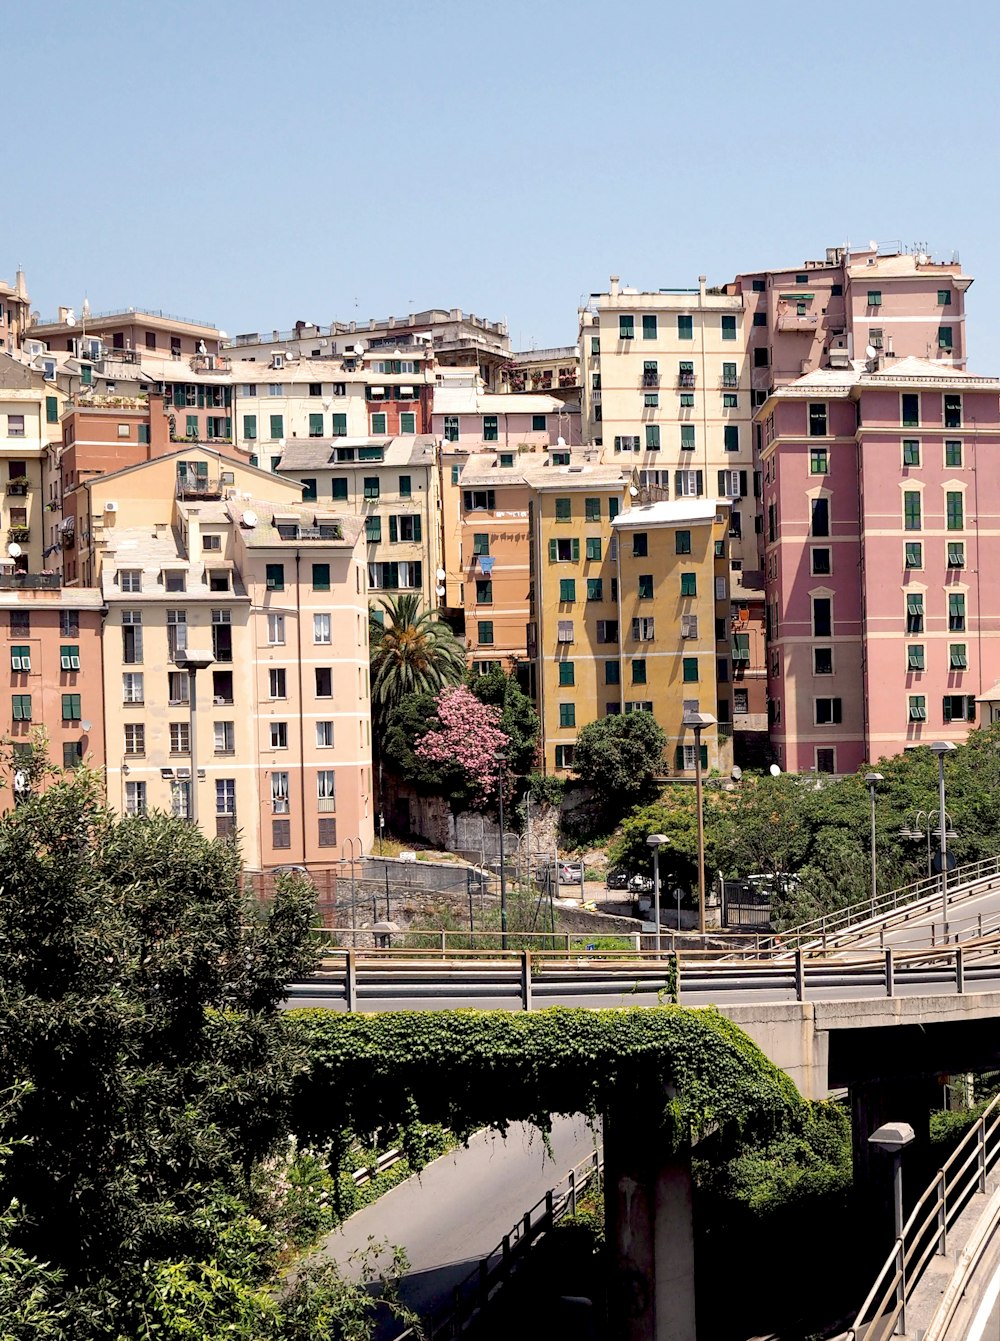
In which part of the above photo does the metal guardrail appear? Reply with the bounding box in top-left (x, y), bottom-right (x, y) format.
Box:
top-left (289, 935), bottom-right (1000, 1012)
top-left (388, 1146), bottom-right (602, 1341)
top-left (774, 856), bottom-right (1000, 952)
top-left (847, 1092), bottom-right (1000, 1340)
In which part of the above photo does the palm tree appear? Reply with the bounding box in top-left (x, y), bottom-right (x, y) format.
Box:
top-left (369, 593), bottom-right (465, 723)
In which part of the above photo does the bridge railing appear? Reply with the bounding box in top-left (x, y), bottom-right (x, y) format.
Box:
top-left (388, 1145), bottom-right (602, 1341)
top-left (773, 855), bottom-right (1000, 953)
top-left (846, 1091), bottom-right (1000, 1340)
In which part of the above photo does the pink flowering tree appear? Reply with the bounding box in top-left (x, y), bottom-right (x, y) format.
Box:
top-left (415, 684), bottom-right (510, 807)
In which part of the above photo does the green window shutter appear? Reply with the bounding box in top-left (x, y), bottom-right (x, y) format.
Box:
top-left (197, 386), bottom-right (205, 408)
top-left (608, 497), bottom-right (620, 520)
top-left (301, 478), bottom-right (317, 501)
top-left (682, 657), bottom-right (699, 682)
top-left (585, 498), bottom-right (601, 522)
top-left (724, 425), bottom-right (739, 452)
top-left (548, 539), bottom-right (558, 562)
top-left (332, 478), bottom-right (348, 500)
top-left (903, 492), bottom-right (921, 530)
top-left (680, 573), bottom-right (696, 597)
top-left (186, 415), bottom-right (199, 437)
top-left (555, 498), bottom-right (572, 521)
top-left (700, 744), bottom-right (708, 770)
top-left (46, 395), bottom-right (58, 424)
top-left (559, 661), bottom-right (575, 686)
top-left (400, 412), bottom-right (416, 434)
top-left (571, 538), bottom-right (580, 561)
top-left (389, 516), bottom-right (398, 543)
top-left (473, 533), bottom-right (490, 556)
top-left (674, 746), bottom-right (685, 770)
top-left (399, 475), bottom-right (412, 497)
top-left (371, 412), bottom-right (387, 435)
top-left (138, 424), bottom-right (149, 444)
top-left (641, 315), bottom-right (657, 339)
top-left (677, 315), bottom-right (693, 340)
top-left (270, 415), bottom-right (283, 439)
top-left (243, 414), bottom-right (257, 439)
top-left (586, 537), bottom-right (601, 561)
top-left (312, 564), bottom-right (331, 591)
top-left (587, 578), bottom-right (602, 600)
top-left (331, 413), bottom-right (347, 435)
top-left (559, 579), bottom-right (575, 602)
top-left (645, 425), bottom-right (660, 449)
top-left (680, 424), bottom-right (695, 449)
top-left (365, 516), bottom-right (381, 542)
top-left (309, 412), bottom-right (323, 436)
top-left (903, 439), bottom-right (920, 466)
top-left (946, 492), bottom-right (964, 530)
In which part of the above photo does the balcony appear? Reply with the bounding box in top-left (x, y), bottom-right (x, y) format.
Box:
top-left (0, 572), bottom-right (61, 590)
top-left (721, 375), bottom-right (739, 389)
top-left (677, 372), bottom-right (696, 388)
top-left (7, 527), bottom-right (30, 544)
top-left (190, 353), bottom-right (232, 373)
top-left (776, 314), bottom-right (819, 333)
top-left (6, 479), bottom-right (28, 496)
top-left (175, 475), bottom-right (224, 500)
top-left (642, 373), bottom-right (660, 388)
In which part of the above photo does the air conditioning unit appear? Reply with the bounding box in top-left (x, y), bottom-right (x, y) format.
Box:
top-left (104, 501), bottom-right (118, 513)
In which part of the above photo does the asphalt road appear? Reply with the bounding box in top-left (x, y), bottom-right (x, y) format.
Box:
top-left (322, 1115), bottom-right (598, 1334)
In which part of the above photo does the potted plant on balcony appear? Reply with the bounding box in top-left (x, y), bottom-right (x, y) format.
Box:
top-left (6, 477), bottom-right (29, 496)
top-left (8, 526), bottom-right (30, 543)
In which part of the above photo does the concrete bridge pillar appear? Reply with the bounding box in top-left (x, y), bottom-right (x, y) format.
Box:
top-left (604, 1104), bottom-right (696, 1341)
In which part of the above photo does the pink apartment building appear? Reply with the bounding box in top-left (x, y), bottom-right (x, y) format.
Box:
top-left (761, 355), bottom-right (1000, 775)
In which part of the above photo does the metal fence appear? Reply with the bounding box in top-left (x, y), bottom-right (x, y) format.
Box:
top-left (847, 1091), bottom-right (1000, 1340)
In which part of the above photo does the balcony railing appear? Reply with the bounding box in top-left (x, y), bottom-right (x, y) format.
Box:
top-left (189, 353), bottom-right (232, 373)
top-left (776, 314), bottom-right (819, 332)
top-left (176, 476), bottom-right (224, 499)
top-left (642, 373), bottom-right (660, 388)
top-left (721, 375), bottom-right (739, 388)
top-left (677, 372), bottom-right (696, 388)
top-left (6, 481), bottom-right (28, 496)
top-left (0, 573), bottom-right (61, 590)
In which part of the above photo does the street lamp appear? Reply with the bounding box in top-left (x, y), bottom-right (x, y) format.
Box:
top-left (930, 741), bottom-right (957, 937)
top-left (868, 1121), bottom-right (916, 1335)
top-left (864, 772), bottom-right (884, 919)
top-left (899, 809), bottom-right (957, 880)
top-left (683, 710), bottom-right (716, 935)
top-left (172, 649), bottom-right (214, 829)
top-left (495, 751), bottom-right (508, 951)
top-left (646, 833), bottom-right (668, 956)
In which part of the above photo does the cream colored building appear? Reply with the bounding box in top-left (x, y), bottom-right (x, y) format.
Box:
top-left (0, 355), bottom-right (62, 574)
top-left (80, 446), bottom-right (373, 866)
top-left (276, 435), bottom-right (443, 614)
top-left (580, 275), bottom-right (756, 571)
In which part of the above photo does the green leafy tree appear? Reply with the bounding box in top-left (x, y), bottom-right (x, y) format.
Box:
top-left (468, 667), bottom-right (540, 779)
top-left (572, 711), bottom-right (667, 819)
top-left (606, 790), bottom-right (702, 892)
top-left (369, 593), bottom-right (465, 726)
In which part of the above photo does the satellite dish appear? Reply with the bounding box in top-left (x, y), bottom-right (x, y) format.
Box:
top-left (197, 340), bottom-right (207, 355)
top-left (218, 330), bottom-right (228, 340)
top-left (80, 720), bottom-right (92, 733)
top-left (242, 509), bottom-right (259, 528)
top-left (865, 344), bottom-right (877, 360)
top-left (556, 436), bottom-right (566, 447)
top-left (869, 239), bottom-right (878, 252)
top-left (353, 344), bottom-right (364, 355)
top-left (7, 543), bottom-right (21, 558)
top-left (64, 311), bottom-right (77, 327)
top-left (435, 585), bottom-right (446, 596)
top-left (435, 567), bottom-right (446, 580)
top-left (916, 253), bottom-right (928, 266)
top-left (629, 485), bottom-right (639, 497)
top-left (769, 763), bottom-right (781, 777)
top-left (731, 766), bottom-right (743, 781)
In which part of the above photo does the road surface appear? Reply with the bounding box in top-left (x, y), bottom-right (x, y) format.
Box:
top-left (322, 1115), bottom-right (597, 1332)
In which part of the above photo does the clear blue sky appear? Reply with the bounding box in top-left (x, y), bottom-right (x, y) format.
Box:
top-left (10, 0), bottom-right (1000, 366)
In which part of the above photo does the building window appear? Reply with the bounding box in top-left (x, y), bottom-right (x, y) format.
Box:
top-left (814, 647), bottom-right (833, 675)
top-left (946, 491), bottom-right (964, 531)
top-left (313, 613), bottom-right (332, 644)
top-left (681, 657), bottom-right (698, 682)
top-left (812, 597), bottom-right (832, 638)
top-left (121, 613), bottom-right (143, 664)
top-left (677, 315), bottom-right (693, 340)
top-left (631, 533), bottom-right (648, 558)
top-left (632, 617), bottom-right (655, 642)
top-left (60, 644), bottom-right (80, 671)
top-left (266, 563), bottom-right (284, 591)
top-left (271, 772), bottom-right (290, 815)
top-left (809, 497), bottom-right (829, 537)
top-left (908, 696), bottom-right (927, 722)
top-left (902, 394), bottom-right (919, 428)
top-left (477, 579), bottom-right (494, 604)
top-left (645, 425), bottom-right (660, 451)
top-left (443, 416), bottom-right (460, 443)
top-left (365, 515), bottom-right (381, 543)
top-left (214, 721), bottom-right (235, 754)
top-left (811, 547), bottom-right (831, 575)
top-left (122, 672), bottom-right (144, 704)
top-left (906, 593), bottom-right (924, 633)
top-left (11, 693), bottom-right (31, 721)
top-left (945, 440), bottom-right (963, 468)
top-left (370, 412), bottom-right (387, 436)
top-left (808, 404), bottom-right (827, 437)
top-left (558, 661), bottom-right (575, 687)
top-left (482, 415), bottom-right (499, 442)
top-left (269, 414), bottom-right (284, 440)
top-left (596, 621), bottom-right (619, 645)
top-left (809, 447), bottom-right (828, 475)
top-left (559, 578), bottom-right (575, 602)
top-left (907, 644), bottom-right (925, 671)
top-left (270, 722), bottom-right (288, 749)
top-left (62, 694), bottom-right (81, 722)
top-left (950, 643), bottom-right (968, 670)
top-left (815, 697), bottom-right (842, 725)
top-left (315, 667), bottom-right (333, 697)
top-left (554, 744), bottom-right (575, 770)
top-left (680, 572), bottom-right (697, 597)
top-left (312, 563), bottom-right (331, 591)
top-left (637, 574), bottom-right (653, 599)
top-left (903, 439), bottom-right (920, 467)
top-left (122, 723), bottom-right (145, 757)
top-left (938, 289), bottom-right (952, 306)
top-left (272, 819), bottom-right (291, 849)
top-left (585, 537), bottom-right (602, 564)
top-left (732, 633), bottom-right (750, 664)
top-left (399, 411), bottom-right (416, 435)
top-left (680, 424), bottom-right (695, 451)
top-left (556, 620), bottom-right (573, 644)
top-left (675, 530), bottom-right (691, 555)
top-left (548, 537), bottom-right (580, 562)
top-left (943, 695), bottom-right (975, 723)
top-left (125, 781), bottom-right (147, 815)
top-left (9, 644), bottom-right (30, 673)
top-left (867, 290), bottom-right (882, 308)
top-left (559, 703), bottom-right (576, 728)
top-left (268, 667), bottom-right (287, 699)
top-left (555, 497), bottom-right (572, 522)
top-left (903, 491), bottom-right (922, 530)
top-left (949, 592), bottom-right (966, 631)
top-left (168, 721), bottom-right (190, 753)
top-left (939, 326), bottom-right (954, 351)
top-left (948, 542), bottom-right (965, 568)
top-left (267, 613), bottom-right (285, 646)
top-left (944, 395), bottom-right (962, 428)
top-left (631, 659), bottom-right (647, 685)
top-left (316, 721), bottom-right (334, 748)
top-left (905, 541), bottom-right (923, 569)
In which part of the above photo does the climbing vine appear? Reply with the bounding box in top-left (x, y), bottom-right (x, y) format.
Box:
top-left (287, 1006), bottom-right (803, 1178)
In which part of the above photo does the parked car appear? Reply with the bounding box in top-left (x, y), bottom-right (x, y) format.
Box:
top-left (628, 873), bottom-right (654, 894)
top-left (606, 869), bottom-right (630, 890)
top-left (559, 861), bottom-right (584, 884)
top-left (268, 863), bottom-right (310, 878)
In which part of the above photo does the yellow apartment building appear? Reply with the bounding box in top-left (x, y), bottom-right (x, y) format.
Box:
top-left (0, 355), bottom-right (62, 574)
top-left (79, 446), bottom-right (373, 866)
top-left (276, 435), bottom-right (443, 615)
top-left (531, 471), bottom-right (732, 776)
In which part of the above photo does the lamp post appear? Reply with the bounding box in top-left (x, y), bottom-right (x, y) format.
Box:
top-left (864, 772), bottom-right (884, 919)
top-left (930, 741), bottom-right (957, 937)
top-left (899, 809), bottom-right (956, 881)
top-left (868, 1121), bottom-right (916, 1335)
top-left (646, 833), bottom-right (668, 956)
top-left (495, 751), bottom-right (507, 951)
top-left (683, 711), bottom-right (716, 935)
top-left (172, 649), bottom-right (214, 830)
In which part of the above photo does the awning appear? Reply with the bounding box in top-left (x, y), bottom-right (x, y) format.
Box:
top-left (398, 385), bottom-right (414, 396)
top-left (57, 516), bottom-right (75, 533)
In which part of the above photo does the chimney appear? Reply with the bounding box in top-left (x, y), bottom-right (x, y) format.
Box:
top-left (186, 511), bottom-right (202, 564)
top-left (58, 306), bottom-right (70, 323)
top-left (147, 391), bottom-right (169, 457)
top-left (698, 275), bottom-right (707, 301)
top-left (886, 333), bottom-right (895, 359)
top-left (609, 274), bottom-right (620, 299)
